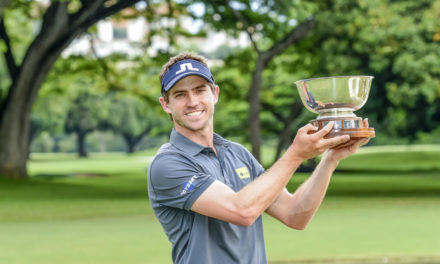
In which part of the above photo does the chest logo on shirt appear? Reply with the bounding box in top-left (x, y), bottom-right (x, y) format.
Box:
top-left (235, 166), bottom-right (250, 179)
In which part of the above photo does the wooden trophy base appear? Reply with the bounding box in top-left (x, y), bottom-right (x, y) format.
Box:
top-left (310, 117), bottom-right (375, 149)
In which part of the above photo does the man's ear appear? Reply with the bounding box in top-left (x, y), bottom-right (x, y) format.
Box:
top-left (159, 97), bottom-right (172, 114)
top-left (214, 85), bottom-right (219, 104)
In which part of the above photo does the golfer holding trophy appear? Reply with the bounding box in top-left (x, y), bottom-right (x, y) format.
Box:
top-left (148, 52), bottom-right (374, 264)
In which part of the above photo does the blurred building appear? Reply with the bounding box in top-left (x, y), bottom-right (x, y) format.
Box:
top-left (63, 18), bottom-right (145, 57)
top-left (62, 6), bottom-right (249, 58)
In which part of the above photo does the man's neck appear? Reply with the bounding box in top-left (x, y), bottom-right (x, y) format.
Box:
top-left (174, 126), bottom-right (215, 150)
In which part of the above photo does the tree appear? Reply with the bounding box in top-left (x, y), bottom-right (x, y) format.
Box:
top-left (211, 48), bottom-right (310, 164)
top-left (213, 0), bottom-right (440, 161)
top-left (29, 94), bottom-right (67, 155)
top-left (105, 94), bottom-right (168, 153)
top-left (65, 89), bottom-right (109, 157)
top-left (0, 0), bottom-right (143, 179)
top-left (0, 0), bottom-right (9, 20)
top-left (192, 0), bottom-right (316, 161)
top-left (256, 0), bottom-right (440, 156)
top-left (301, 0), bottom-right (440, 140)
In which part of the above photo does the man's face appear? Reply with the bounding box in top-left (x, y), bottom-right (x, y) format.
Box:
top-left (159, 75), bottom-right (219, 134)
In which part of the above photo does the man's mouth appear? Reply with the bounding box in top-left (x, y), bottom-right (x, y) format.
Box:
top-left (186, 110), bottom-right (203, 117)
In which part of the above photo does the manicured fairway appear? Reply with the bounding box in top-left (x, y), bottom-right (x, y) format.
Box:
top-left (264, 196), bottom-right (440, 263)
top-left (2, 197), bottom-right (439, 264)
top-left (1, 146), bottom-right (440, 264)
top-left (0, 215), bottom-right (171, 264)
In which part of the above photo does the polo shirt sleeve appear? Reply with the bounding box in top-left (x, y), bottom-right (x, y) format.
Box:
top-left (148, 153), bottom-right (216, 211)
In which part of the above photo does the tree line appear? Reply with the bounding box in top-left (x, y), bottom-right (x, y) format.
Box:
top-left (1, 0), bottom-right (439, 179)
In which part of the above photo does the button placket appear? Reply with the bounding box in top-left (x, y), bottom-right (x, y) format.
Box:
top-left (217, 146), bottom-right (232, 186)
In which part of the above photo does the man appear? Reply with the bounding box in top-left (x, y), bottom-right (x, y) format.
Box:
top-left (147, 52), bottom-right (368, 264)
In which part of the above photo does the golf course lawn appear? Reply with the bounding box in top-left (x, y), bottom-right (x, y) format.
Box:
top-left (1, 146), bottom-right (440, 264)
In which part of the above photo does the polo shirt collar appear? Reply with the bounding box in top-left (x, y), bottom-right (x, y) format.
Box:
top-left (213, 132), bottom-right (230, 146)
top-left (169, 129), bottom-right (229, 156)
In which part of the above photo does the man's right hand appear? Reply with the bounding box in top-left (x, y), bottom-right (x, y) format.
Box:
top-left (288, 121), bottom-right (350, 161)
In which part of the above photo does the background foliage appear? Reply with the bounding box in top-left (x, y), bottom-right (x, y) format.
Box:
top-left (1, 1), bottom-right (440, 263)
top-left (1, 0), bottom-right (438, 159)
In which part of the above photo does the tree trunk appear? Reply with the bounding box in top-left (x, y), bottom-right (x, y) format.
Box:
top-left (127, 142), bottom-right (136, 154)
top-left (0, 0), bottom-right (142, 178)
top-left (0, 0), bottom-right (10, 17)
top-left (52, 136), bottom-right (61, 153)
top-left (123, 134), bottom-right (144, 154)
top-left (0, 104), bottom-right (30, 178)
top-left (273, 101), bottom-right (303, 162)
top-left (248, 57), bottom-right (267, 162)
top-left (77, 132), bottom-right (88, 158)
top-left (243, 19), bottom-right (315, 162)
top-left (0, 3), bottom-right (71, 178)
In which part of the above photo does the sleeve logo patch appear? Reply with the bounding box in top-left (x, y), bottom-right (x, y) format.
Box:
top-left (181, 175), bottom-right (197, 195)
top-left (235, 166), bottom-right (250, 179)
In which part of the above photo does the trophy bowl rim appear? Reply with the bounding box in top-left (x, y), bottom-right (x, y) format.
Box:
top-left (294, 75), bottom-right (374, 117)
top-left (294, 75), bottom-right (374, 84)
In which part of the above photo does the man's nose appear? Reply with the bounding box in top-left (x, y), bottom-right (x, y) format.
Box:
top-left (186, 92), bottom-right (199, 106)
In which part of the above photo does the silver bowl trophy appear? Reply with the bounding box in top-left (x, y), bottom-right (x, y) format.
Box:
top-left (295, 76), bottom-right (375, 148)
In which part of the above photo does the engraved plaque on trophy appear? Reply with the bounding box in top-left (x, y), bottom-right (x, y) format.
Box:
top-left (295, 76), bottom-right (375, 147)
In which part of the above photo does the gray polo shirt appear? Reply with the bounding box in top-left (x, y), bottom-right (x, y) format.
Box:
top-left (148, 129), bottom-right (267, 264)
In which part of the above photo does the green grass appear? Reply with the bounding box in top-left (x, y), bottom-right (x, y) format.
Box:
top-left (265, 197), bottom-right (440, 262)
top-left (2, 153), bottom-right (151, 222)
top-left (0, 215), bottom-right (172, 264)
top-left (1, 147), bottom-right (440, 264)
top-left (337, 144), bottom-right (440, 172)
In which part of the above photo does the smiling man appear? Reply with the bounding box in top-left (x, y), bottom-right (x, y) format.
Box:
top-left (147, 52), bottom-right (368, 264)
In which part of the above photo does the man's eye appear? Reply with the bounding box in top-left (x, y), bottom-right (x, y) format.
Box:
top-left (175, 93), bottom-right (184, 97)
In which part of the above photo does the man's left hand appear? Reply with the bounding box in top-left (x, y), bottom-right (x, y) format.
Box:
top-left (324, 119), bottom-right (371, 162)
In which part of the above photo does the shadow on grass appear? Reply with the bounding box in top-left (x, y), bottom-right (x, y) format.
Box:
top-left (325, 187), bottom-right (440, 197)
top-left (329, 170), bottom-right (440, 197)
top-left (336, 169), bottom-right (440, 175)
top-left (33, 172), bottom-right (108, 178)
top-left (287, 170), bottom-right (440, 198)
top-left (3, 167), bottom-right (440, 201)
top-left (0, 176), bottom-right (148, 200)
top-left (270, 256), bottom-right (440, 264)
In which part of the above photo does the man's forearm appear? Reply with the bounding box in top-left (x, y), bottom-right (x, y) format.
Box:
top-left (286, 153), bottom-right (339, 228)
